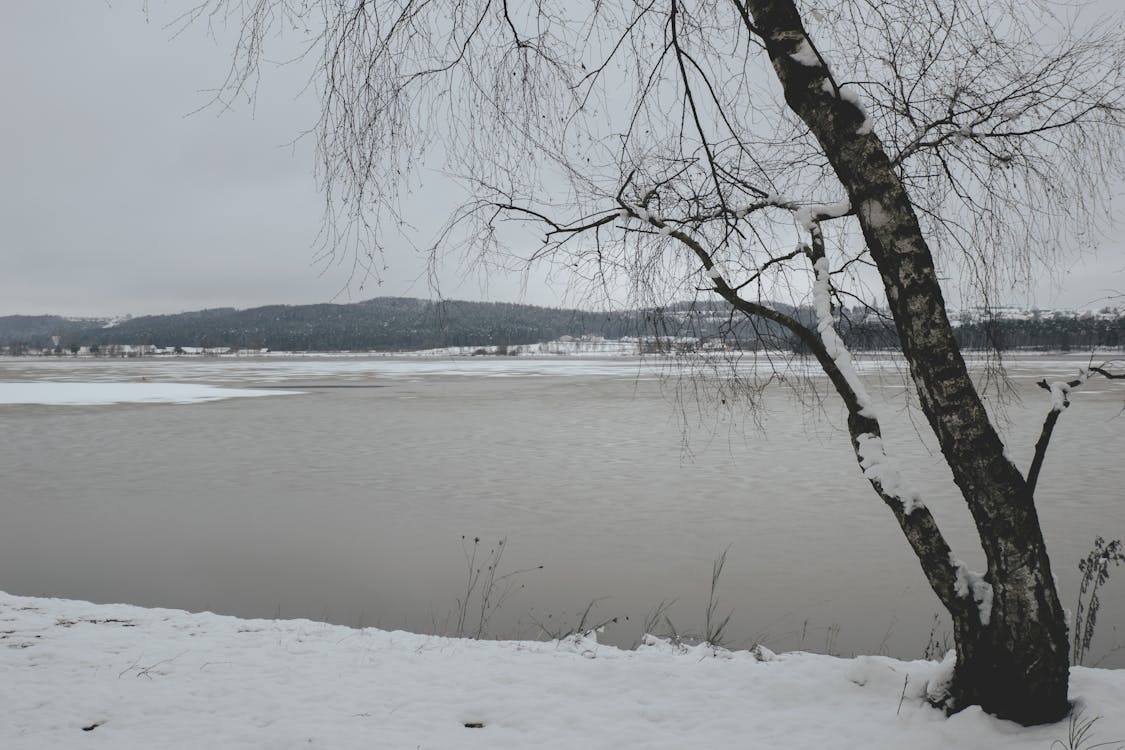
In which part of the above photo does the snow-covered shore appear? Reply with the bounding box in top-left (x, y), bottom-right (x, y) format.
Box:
top-left (3, 592), bottom-right (1123, 749)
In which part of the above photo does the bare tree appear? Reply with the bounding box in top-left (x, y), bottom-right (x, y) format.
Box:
top-left (186, 0), bottom-right (1125, 724)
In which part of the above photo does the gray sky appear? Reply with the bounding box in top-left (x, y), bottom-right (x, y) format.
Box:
top-left (1, 3), bottom-right (1121, 318)
top-left (1, 3), bottom-right (560, 317)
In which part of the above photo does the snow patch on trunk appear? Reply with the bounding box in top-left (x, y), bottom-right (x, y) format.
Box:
top-left (838, 86), bottom-right (874, 134)
top-left (858, 198), bottom-right (893, 231)
top-left (790, 39), bottom-right (820, 67)
top-left (951, 555), bottom-right (994, 626)
top-left (820, 81), bottom-right (874, 135)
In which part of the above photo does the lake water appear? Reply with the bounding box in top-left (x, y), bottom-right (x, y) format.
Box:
top-left (2, 353), bottom-right (1123, 665)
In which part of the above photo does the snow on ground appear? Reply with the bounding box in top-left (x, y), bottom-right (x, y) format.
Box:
top-left (2, 593), bottom-right (1123, 749)
top-left (0, 382), bottom-right (303, 405)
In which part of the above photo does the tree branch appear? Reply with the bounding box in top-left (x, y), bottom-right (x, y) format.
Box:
top-left (1026, 407), bottom-right (1063, 499)
top-left (627, 203), bottom-right (971, 615)
top-left (1028, 365), bottom-right (1124, 495)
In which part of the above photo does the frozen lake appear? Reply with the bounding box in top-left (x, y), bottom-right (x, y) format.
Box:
top-left (2, 352), bottom-right (1123, 665)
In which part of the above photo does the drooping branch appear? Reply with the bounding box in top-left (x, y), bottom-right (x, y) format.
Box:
top-left (609, 195), bottom-right (974, 617)
top-left (669, 0), bottom-right (729, 218)
top-left (730, 247), bottom-right (803, 292)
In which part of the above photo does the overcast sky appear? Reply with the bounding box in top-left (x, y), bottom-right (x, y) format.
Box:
top-left (1, 3), bottom-right (1122, 318)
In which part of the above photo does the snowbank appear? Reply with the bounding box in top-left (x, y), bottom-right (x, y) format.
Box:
top-left (2, 592), bottom-right (1122, 749)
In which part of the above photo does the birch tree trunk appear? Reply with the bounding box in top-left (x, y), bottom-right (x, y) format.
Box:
top-left (743, 0), bottom-right (1070, 724)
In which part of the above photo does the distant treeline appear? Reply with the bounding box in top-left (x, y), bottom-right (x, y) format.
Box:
top-left (0, 297), bottom-right (1121, 353)
top-left (0, 298), bottom-right (647, 352)
top-left (831, 316), bottom-right (1124, 352)
top-left (952, 317), bottom-right (1124, 351)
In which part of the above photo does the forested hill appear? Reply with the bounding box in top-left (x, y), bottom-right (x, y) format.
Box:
top-left (0, 298), bottom-right (651, 351)
top-left (0, 315), bottom-right (106, 344)
top-left (0, 298), bottom-right (1121, 352)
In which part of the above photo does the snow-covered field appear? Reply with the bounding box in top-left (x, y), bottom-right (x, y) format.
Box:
top-left (2, 592), bottom-right (1123, 749)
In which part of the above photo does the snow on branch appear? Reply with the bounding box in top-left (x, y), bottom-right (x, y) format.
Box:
top-left (855, 434), bottom-right (925, 515)
top-left (811, 255), bottom-right (875, 418)
top-left (620, 188), bottom-right (852, 237)
top-left (812, 251), bottom-right (926, 517)
top-left (1038, 370), bottom-right (1090, 412)
top-left (795, 200), bottom-right (851, 232)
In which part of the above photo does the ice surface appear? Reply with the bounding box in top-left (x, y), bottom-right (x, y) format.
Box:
top-left (0, 382), bottom-right (302, 406)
